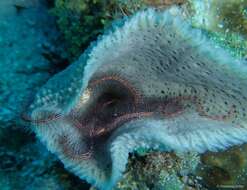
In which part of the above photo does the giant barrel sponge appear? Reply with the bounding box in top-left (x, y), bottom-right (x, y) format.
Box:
top-left (24, 6), bottom-right (247, 190)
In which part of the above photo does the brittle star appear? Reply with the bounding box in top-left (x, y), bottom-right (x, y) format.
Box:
top-left (55, 75), bottom-right (236, 160)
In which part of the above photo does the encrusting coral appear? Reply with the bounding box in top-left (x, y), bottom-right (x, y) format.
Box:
top-left (24, 5), bottom-right (247, 190)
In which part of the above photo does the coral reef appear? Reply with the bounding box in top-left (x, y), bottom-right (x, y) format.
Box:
top-left (51, 0), bottom-right (187, 60)
top-left (26, 6), bottom-right (247, 190)
top-left (189, 0), bottom-right (247, 58)
top-left (51, 0), bottom-right (118, 60)
top-left (51, 0), bottom-right (246, 59)
top-left (1, 0), bottom-right (247, 190)
top-left (115, 152), bottom-right (200, 190)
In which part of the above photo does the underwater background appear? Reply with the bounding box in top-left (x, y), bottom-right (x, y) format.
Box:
top-left (0, 0), bottom-right (247, 189)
